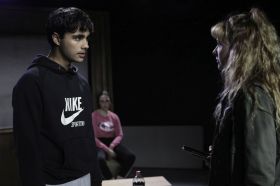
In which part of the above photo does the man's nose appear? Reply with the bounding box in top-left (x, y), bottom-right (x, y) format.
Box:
top-left (82, 40), bottom-right (89, 49)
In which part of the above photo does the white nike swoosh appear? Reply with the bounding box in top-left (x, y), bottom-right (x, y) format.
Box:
top-left (61, 108), bottom-right (84, 125)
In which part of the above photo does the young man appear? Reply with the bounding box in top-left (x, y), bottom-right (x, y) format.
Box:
top-left (12, 7), bottom-right (102, 186)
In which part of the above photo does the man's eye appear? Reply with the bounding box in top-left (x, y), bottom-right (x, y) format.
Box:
top-left (73, 36), bottom-right (85, 41)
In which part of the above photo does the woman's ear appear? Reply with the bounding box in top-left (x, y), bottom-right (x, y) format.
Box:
top-left (52, 32), bottom-right (61, 46)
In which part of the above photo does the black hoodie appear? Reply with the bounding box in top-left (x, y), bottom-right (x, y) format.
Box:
top-left (12, 55), bottom-right (102, 186)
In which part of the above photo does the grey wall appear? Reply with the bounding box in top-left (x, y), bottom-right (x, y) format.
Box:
top-left (0, 36), bottom-right (49, 129)
top-left (122, 125), bottom-right (204, 169)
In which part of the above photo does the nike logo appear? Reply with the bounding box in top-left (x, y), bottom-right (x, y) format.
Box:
top-left (61, 108), bottom-right (84, 125)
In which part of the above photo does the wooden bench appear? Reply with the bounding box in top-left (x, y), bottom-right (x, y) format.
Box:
top-left (106, 158), bottom-right (121, 178)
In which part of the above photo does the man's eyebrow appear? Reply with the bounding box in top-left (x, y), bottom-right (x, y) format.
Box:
top-left (73, 34), bottom-right (86, 37)
top-left (73, 32), bottom-right (91, 38)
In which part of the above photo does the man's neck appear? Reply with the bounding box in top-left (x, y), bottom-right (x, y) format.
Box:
top-left (47, 49), bottom-right (70, 71)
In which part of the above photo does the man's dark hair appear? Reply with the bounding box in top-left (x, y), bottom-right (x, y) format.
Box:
top-left (46, 7), bottom-right (94, 47)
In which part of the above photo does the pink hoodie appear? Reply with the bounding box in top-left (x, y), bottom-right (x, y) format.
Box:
top-left (91, 110), bottom-right (123, 152)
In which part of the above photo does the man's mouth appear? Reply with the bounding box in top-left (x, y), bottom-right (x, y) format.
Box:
top-left (78, 53), bottom-right (86, 58)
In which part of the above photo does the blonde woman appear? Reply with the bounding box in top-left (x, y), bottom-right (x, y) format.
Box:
top-left (209, 8), bottom-right (280, 186)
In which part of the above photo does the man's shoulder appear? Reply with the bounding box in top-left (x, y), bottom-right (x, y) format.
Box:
top-left (13, 66), bottom-right (42, 96)
top-left (16, 66), bottom-right (41, 85)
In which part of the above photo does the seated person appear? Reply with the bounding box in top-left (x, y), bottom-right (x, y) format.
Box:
top-left (92, 90), bottom-right (136, 179)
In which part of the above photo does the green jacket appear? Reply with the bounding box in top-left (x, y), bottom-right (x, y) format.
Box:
top-left (209, 85), bottom-right (280, 186)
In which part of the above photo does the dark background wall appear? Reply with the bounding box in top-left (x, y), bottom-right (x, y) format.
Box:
top-left (109, 0), bottom-right (280, 127)
top-left (111, 2), bottom-right (220, 127)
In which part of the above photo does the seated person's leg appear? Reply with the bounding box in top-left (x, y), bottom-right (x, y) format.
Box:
top-left (97, 149), bottom-right (113, 179)
top-left (114, 144), bottom-right (136, 177)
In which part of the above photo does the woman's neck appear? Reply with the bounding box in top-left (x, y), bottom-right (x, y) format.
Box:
top-left (98, 109), bottom-right (108, 116)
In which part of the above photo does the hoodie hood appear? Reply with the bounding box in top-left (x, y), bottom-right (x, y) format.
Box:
top-left (28, 55), bottom-right (78, 75)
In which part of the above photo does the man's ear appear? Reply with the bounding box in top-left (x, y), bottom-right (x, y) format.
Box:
top-left (52, 32), bottom-right (61, 46)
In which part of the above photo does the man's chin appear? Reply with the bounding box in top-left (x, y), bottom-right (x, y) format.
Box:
top-left (71, 59), bottom-right (85, 63)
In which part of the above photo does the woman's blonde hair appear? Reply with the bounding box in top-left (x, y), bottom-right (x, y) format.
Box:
top-left (211, 8), bottom-right (280, 126)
